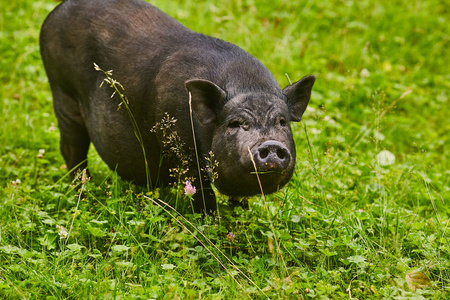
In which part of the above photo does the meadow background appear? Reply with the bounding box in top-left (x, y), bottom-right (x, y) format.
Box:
top-left (0, 0), bottom-right (449, 299)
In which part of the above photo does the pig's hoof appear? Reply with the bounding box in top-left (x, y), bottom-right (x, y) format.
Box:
top-left (229, 196), bottom-right (249, 210)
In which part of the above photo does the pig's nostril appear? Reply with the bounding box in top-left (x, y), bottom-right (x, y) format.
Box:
top-left (277, 148), bottom-right (286, 160)
top-left (259, 148), bottom-right (269, 159)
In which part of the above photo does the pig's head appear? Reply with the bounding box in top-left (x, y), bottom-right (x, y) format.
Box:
top-left (185, 75), bottom-right (315, 197)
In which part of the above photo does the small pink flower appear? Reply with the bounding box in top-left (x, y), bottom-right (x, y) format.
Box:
top-left (48, 123), bottom-right (57, 132)
top-left (184, 181), bottom-right (196, 197)
top-left (227, 232), bottom-right (236, 242)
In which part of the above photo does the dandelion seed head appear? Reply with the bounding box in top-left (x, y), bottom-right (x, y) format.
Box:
top-left (376, 150), bottom-right (395, 166)
top-left (360, 68), bottom-right (370, 78)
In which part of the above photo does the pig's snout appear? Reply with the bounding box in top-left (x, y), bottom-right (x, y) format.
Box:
top-left (254, 141), bottom-right (291, 172)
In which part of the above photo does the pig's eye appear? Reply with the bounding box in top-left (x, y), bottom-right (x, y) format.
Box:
top-left (228, 120), bottom-right (249, 131)
top-left (279, 118), bottom-right (287, 127)
top-left (228, 120), bottom-right (241, 129)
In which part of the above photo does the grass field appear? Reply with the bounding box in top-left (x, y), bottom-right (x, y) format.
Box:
top-left (1, 0), bottom-right (449, 299)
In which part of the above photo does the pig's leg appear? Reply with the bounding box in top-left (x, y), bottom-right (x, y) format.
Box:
top-left (52, 88), bottom-right (91, 177)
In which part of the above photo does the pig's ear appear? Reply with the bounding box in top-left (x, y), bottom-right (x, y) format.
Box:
top-left (282, 75), bottom-right (316, 122)
top-left (185, 79), bottom-right (227, 125)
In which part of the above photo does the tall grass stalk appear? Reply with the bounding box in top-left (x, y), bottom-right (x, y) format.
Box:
top-left (66, 169), bottom-right (87, 244)
top-left (247, 147), bottom-right (288, 276)
top-left (94, 63), bottom-right (152, 192)
top-left (187, 91), bottom-right (207, 214)
top-left (302, 120), bottom-right (328, 210)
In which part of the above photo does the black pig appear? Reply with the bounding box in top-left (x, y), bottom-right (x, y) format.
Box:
top-left (40, 0), bottom-right (315, 214)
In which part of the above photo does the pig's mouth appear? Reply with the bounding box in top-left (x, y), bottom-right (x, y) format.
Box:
top-left (250, 170), bottom-right (285, 175)
top-left (214, 158), bottom-right (295, 196)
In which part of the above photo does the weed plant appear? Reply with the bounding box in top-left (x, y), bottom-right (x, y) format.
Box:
top-left (1, 0), bottom-right (449, 299)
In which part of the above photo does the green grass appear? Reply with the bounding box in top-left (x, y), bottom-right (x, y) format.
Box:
top-left (1, 0), bottom-right (449, 299)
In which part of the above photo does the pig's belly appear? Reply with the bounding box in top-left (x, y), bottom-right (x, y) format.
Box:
top-left (83, 104), bottom-right (162, 184)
